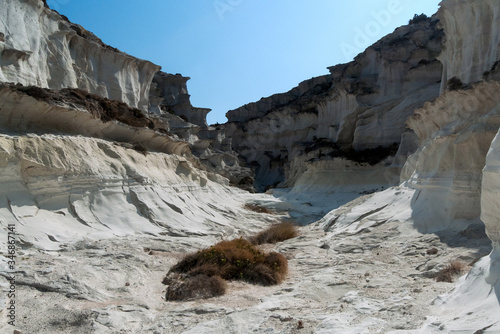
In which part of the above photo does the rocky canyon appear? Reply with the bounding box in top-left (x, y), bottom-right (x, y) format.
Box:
top-left (0, 0), bottom-right (499, 333)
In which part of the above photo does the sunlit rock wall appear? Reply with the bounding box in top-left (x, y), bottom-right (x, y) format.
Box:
top-left (226, 19), bottom-right (443, 190)
top-left (0, 0), bottom-right (160, 111)
top-left (437, 0), bottom-right (500, 90)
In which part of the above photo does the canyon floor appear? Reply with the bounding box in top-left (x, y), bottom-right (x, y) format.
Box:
top-left (1, 187), bottom-right (494, 334)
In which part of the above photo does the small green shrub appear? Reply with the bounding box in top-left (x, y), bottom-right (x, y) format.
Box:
top-left (436, 260), bottom-right (466, 282)
top-left (249, 222), bottom-right (298, 245)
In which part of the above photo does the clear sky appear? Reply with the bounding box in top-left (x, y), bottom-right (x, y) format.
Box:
top-left (47, 0), bottom-right (441, 125)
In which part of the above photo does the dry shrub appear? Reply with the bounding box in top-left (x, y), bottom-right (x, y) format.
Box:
top-left (409, 13), bottom-right (429, 24)
top-left (187, 263), bottom-right (222, 277)
top-left (436, 260), bottom-right (467, 282)
top-left (249, 222), bottom-right (298, 245)
top-left (243, 252), bottom-right (288, 285)
top-left (244, 203), bottom-right (274, 214)
top-left (167, 238), bottom-right (288, 287)
top-left (165, 274), bottom-right (226, 301)
top-left (426, 247), bottom-right (438, 255)
top-left (10, 84), bottom-right (154, 129)
top-left (242, 264), bottom-right (280, 285)
top-left (447, 77), bottom-right (463, 91)
top-left (132, 143), bottom-right (148, 156)
top-left (17, 86), bottom-right (51, 101)
top-left (163, 230), bottom-right (293, 300)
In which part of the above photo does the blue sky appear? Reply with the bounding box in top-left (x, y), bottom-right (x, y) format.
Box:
top-left (47, 0), bottom-right (441, 125)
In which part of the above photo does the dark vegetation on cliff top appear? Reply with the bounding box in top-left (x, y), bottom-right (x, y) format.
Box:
top-left (8, 84), bottom-right (155, 129)
top-left (409, 13), bottom-right (429, 25)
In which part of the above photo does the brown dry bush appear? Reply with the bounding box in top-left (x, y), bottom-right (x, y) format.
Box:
top-left (426, 247), bottom-right (438, 255)
top-left (244, 203), bottom-right (274, 214)
top-left (436, 260), bottom-right (467, 282)
top-left (17, 85), bottom-right (51, 101)
top-left (187, 263), bottom-right (222, 277)
top-left (243, 252), bottom-right (288, 285)
top-left (249, 222), bottom-right (298, 245)
top-left (167, 238), bottom-right (288, 287)
top-left (165, 274), bottom-right (226, 301)
top-left (10, 84), bottom-right (154, 129)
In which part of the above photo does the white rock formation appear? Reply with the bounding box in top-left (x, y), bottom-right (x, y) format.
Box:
top-left (437, 0), bottom-right (500, 89)
top-left (0, 132), bottom-right (269, 250)
top-left (226, 18), bottom-right (443, 190)
top-left (0, 0), bottom-right (159, 111)
top-left (482, 130), bottom-right (500, 251)
top-left (0, 85), bottom-right (191, 156)
top-left (149, 72), bottom-right (210, 127)
top-left (402, 81), bottom-right (500, 230)
top-left (409, 129), bottom-right (500, 333)
top-left (0, 0), bottom-right (500, 332)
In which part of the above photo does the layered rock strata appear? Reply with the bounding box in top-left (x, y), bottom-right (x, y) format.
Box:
top-left (0, 0), bottom-right (158, 111)
top-left (0, 0), bottom-right (499, 332)
top-left (226, 18), bottom-right (443, 190)
top-left (402, 81), bottom-right (500, 230)
top-left (0, 0), bottom-right (254, 189)
top-left (482, 130), bottom-right (500, 252)
top-left (437, 0), bottom-right (500, 90)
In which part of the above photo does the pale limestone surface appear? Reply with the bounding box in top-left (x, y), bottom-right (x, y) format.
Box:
top-left (402, 81), bottom-right (500, 229)
top-left (225, 18), bottom-right (443, 190)
top-left (0, 0), bottom-right (159, 111)
top-left (0, 0), bottom-right (499, 332)
top-left (437, 0), bottom-right (500, 89)
top-left (482, 130), bottom-right (500, 249)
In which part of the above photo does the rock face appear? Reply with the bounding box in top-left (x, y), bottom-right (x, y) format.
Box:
top-left (398, 0), bottom-right (500, 231)
top-left (0, 0), bottom-right (256, 189)
top-left (482, 130), bottom-right (500, 251)
top-left (0, 0), bottom-right (159, 111)
top-left (1, 0), bottom-right (500, 332)
top-left (149, 72), bottom-right (211, 127)
top-left (402, 81), bottom-right (500, 230)
top-left (226, 18), bottom-right (443, 190)
top-left (437, 0), bottom-right (500, 90)
top-left (0, 0), bottom-right (213, 129)
top-left (0, 133), bottom-right (246, 249)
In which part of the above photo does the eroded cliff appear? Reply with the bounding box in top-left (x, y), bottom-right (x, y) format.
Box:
top-left (437, 0), bottom-right (500, 90)
top-left (226, 17), bottom-right (443, 191)
top-left (0, 0), bottom-right (159, 111)
top-left (0, 0), bottom-right (500, 333)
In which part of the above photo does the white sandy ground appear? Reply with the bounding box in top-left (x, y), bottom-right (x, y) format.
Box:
top-left (0, 184), bottom-right (497, 333)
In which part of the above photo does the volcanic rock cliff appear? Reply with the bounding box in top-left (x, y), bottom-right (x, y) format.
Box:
top-left (0, 0), bottom-right (500, 333)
